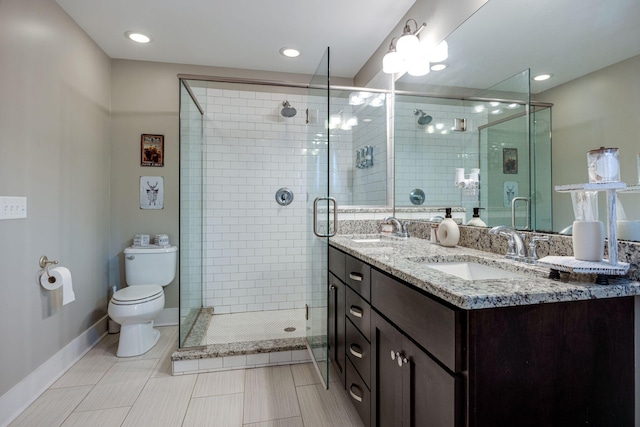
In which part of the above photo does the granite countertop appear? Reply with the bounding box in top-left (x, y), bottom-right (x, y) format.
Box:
top-left (330, 234), bottom-right (640, 310)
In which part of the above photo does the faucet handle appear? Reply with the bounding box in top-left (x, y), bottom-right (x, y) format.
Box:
top-left (528, 235), bottom-right (550, 261)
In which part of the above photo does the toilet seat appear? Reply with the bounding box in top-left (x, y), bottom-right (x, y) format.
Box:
top-left (111, 285), bottom-right (163, 305)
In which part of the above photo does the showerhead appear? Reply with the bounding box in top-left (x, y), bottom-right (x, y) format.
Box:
top-left (281, 101), bottom-right (297, 118)
top-left (414, 109), bottom-right (432, 125)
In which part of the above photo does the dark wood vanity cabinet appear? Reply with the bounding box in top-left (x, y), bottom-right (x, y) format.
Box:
top-left (329, 247), bottom-right (635, 426)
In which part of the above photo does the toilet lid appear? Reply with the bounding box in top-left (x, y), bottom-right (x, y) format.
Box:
top-left (112, 285), bottom-right (163, 304)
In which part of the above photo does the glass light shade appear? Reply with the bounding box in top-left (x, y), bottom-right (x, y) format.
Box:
top-left (396, 34), bottom-right (420, 59)
top-left (383, 51), bottom-right (404, 74)
top-left (349, 92), bottom-right (365, 106)
top-left (408, 59), bottom-right (431, 76)
top-left (428, 40), bottom-right (448, 62)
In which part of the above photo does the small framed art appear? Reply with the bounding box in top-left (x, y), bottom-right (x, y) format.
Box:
top-left (503, 148), bottom-right (518, 174)
top-left (141, 134), bottom-right (164, 167)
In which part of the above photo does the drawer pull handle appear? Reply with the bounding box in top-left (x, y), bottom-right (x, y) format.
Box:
top-left (349, 384), bottom-right (363, 402)
top-left (349, 306), bottom-right (363, 318)
top-left (390, 350), bottom-right (408, 367)
top-left (349, 272), bottom-right (363, 282)
top-left (349, 344), bottom-right (363, 359)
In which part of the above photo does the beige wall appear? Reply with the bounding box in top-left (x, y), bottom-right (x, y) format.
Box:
top-left (537, 55), bottom-right (640, 231)
top-left (0, 0), bottom-right (111, 397)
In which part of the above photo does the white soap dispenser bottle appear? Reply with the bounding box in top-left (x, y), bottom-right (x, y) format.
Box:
top-left (467, 207), bottom-right (487, 227)
top-left (438, 208), bottom-right (460, 247)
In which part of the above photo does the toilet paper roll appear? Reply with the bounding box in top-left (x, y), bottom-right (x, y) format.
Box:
top-left (40, 266), bottom-right (75, 305)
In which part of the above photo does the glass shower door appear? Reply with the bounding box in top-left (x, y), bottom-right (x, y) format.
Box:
top-left (306, 47), bottom-right (331, 388)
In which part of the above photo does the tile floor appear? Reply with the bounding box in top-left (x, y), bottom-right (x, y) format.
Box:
top-left (204, 309), bottom-right (306, 345)
top-left (10, 326), bottom-right (364, 427)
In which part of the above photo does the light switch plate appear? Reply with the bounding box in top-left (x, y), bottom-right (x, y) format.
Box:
top-left (0, 196), bottom-right (27, 220)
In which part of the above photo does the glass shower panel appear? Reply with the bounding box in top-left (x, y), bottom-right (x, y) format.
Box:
top-left (530, 106), bottom-right (553, 231)
top-left (306, 47), bottom-right (330, 388)
top-left (178, 80), bottom-right (204, 347)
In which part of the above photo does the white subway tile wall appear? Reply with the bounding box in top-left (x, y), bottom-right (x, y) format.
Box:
top-left (394, 98), bottom-right (487, 211)
top-left (197, 86), bottom-right (330, 314)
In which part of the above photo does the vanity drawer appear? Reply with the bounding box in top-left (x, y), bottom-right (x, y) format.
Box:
top-left (346, 286), bottom-right (371, 339)
top-left (346, 358), bottom-right (371, 427)
top-left (329, 246), bottom-right (346, 282)
top-left (371, 269), bottom-right (464, 372)
top-left (345, 254), bottom-right (371, 301)
top-left (346, 318), bottom-right (371, 387)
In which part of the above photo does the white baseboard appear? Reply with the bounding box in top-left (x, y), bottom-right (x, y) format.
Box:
top-left (0, 315), bottom-right (108, 427)
top-left (155, 307), bottom-right (179, 326)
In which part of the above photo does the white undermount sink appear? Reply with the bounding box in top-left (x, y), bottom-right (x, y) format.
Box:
top-left (424, 262), bottom-right (523, 281)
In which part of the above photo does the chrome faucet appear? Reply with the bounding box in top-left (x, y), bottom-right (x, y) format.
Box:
top-left (382, 216), bottom-right (409, 238)
top-left (489, 225), bottom-right (527, 261)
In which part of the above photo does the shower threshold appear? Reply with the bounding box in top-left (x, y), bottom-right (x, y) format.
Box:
top-left (172, 307), bottom-right (312, 375)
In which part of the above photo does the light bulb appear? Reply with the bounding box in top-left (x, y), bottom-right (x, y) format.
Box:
top-left (408, 59), bottom-right (431, 77)
top-left (396, 34), bottom-right (420, 60)
top-left (428, 40), bottom-right (448, 62)
top-left (383, 51), bottom-right (404, 74)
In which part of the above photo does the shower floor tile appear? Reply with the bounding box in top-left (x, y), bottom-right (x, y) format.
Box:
top-left (204, 308), bottom-right (306, 345)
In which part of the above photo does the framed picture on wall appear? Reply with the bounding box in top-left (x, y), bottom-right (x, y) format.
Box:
top-left (141, 134), bottom-right (164, 167)
top-left (140, 176), bottom-right (164, 209)
top-left (503, 148), bottom-right (518, 174)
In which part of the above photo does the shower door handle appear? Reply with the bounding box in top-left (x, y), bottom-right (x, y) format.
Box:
top-left (313, 197), bottom-right (337, 238)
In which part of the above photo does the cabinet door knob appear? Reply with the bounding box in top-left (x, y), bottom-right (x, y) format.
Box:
top-left (391, 351), bottom-right (407, 367)
top-left (349, 384), bottom-right (363, 403)
top-left (349, 344), bottom-right (363, 359)
top-left (329, 284), bottom-right (337, 291)
top-left (349, 272), bottom-right (363, 282)
top-left (349, 306), bottom-right (363, 318)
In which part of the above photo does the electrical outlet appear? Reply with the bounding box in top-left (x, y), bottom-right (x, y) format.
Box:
top-left (0, 196), bottom-right (27, 220)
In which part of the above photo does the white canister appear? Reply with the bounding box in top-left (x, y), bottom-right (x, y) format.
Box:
top-left (572, 221), bottom-right (605, 262)
top-left (587, 147), bottom-right (620, 183)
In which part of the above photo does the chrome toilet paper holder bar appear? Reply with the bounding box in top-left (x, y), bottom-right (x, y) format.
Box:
top-left (39, 255), bottom-right (59, 277)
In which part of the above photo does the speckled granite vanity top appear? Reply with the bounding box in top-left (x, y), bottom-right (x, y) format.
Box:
top-left (330, 234), bottom-right (640, 310)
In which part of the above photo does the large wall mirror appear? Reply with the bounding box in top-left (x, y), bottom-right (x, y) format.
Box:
top-left (393, 0), bottom-right (640, 239)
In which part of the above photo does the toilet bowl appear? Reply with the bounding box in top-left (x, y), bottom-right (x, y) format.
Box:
top-left (108, 245), bottom-right (177, 357)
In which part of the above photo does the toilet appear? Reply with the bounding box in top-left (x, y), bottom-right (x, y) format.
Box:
top-left (108, 245), bottom-right (177, 357)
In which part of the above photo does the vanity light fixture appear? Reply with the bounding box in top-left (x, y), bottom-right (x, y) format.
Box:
top-left (125, 31), bottom-right (151, 43)
top-left (533, 73), bottom-right (552, 81)
top-left (383, 19), bottom-right (427, 75)
top-left (279, 47), bottom-right (301, 58)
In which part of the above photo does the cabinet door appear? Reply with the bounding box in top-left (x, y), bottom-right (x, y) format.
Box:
top-left (403, 337), bottom-right (461, 427)
top-left (328, 273), bottom-right (346, 386)
top-left (372, 311), bottom-right (404, 427)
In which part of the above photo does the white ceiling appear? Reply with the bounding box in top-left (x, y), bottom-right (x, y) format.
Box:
top-left (54, 0), bottom-right (416, 79)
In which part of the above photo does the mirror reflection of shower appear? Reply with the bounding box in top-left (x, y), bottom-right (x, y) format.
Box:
top-left (281, 100), bottom-right (297, 117)
top-left (414, 109), bottom-right (432, 125)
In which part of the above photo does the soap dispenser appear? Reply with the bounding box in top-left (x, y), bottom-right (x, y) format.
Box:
top-left (438, 208), bottom-right (460, 247)
top-left (467, 207), bottom-right (487, 227)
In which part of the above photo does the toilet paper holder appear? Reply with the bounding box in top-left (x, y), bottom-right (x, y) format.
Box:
top-left (39, 255), bottom-right (59, 278)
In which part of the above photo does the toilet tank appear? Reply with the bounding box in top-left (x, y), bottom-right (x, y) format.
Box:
top-left (124, 245), bottom-right (177, 286)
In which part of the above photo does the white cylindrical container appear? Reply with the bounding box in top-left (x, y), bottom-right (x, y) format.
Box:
top-left (572, 221), bottom-right (605, 261)
top-left (587, 147), bottom-right (620, 183)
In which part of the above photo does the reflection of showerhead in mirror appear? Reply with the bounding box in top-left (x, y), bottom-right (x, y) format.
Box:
top-left (281, 101), bottom-right (297, 117)
top-left (413, 109), bottom-right (432, 125)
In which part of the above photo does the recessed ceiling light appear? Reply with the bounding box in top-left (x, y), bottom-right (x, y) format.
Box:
top-left (125, 31), bottom-right (151, 44)
top-left (280, 47), bottom-right (301, 58)
top-left (431, 64), bottom-right (447, 71)
top-left (533, 73), bottom-right (552, 81)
